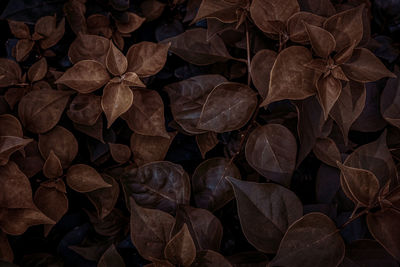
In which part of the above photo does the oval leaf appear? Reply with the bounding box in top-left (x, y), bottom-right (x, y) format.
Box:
top-left (66, 164), bottom-right (111, 193)
top-left (101, 82), bottom-right (133, 128)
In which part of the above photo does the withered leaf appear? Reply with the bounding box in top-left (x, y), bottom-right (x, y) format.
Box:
top-left (0, 136), bottom-right (32, 166)
top-left (18, 88), bottom-right (73, 134)
top-left (270, 213), bottom-right (345, 267)
top-left (121, 89), bottom-right (169, 138)
top-left (287, 12), bottom-right (325, 44)
top-left (8, 20), bottom-right (30, 39)
top-left (106, 41), bottom-right (128, 76)
top-left (227, 178), bottom-right (303, 253)
top-left (197, 82), bottom-right (257, 133)
top-left (262, 46), bottom-right (316, 106)
top-left (245, 124), bottom-right (297, 187)
top-left (251, 49), bottom-right (277, 99)
top-left (121, 161), bottom-right (190, 213)
top-left (0, 59), bottom-right (21, 87)
top-left (192, 250), bottom-right (232, 267)
top-left (381, 67), bottom-right (400, 128)
top-left (108, 143), bottom-right (131, 163)
top-left (164, 74), bottom-right (227, 134)
top-left (15, 39), bottom-right (34, 62)
top-left (86, 14), bottom-right (112, 38)
top-left (63, 0), bottom-right (87, 35)
top-left (337, 162), bottom-right (380, 207)
top-left (129, 198), bottom-right (175, 261)
top-left (0, 114), bottom-right (23, 137)
top-left (192, 158), bottom-right (241, 211)
top-left (196, 132), bottom-right (219, 159)
top-left (38, 126), bottom-right (78, 169)
top-left (171, 206), bottom-right (223, 251)
top-left (42, 150), bottom-right (63, 179)
top-left (140, 0), bottom-right (166, 21)
top-left (34, 182), bottom-right (68, 236)
top-left (98, 244), bottom-right (125, 267)
top-left (66, 164), bottom-right (111, 193)
top-left (102, 82), bottom-right (133, 128)
top-left (28, 57), bottom-right (47, 83)
top-left (126, 42), bottom-right (170, 78)
top-left (305, 23), bottom-right (335, 59)
top-left (164, 224), bottom-right (196, 266)
top-left (367, 208), bottom-right (400, 261)
top-left (121, 72), bottom-right (146, 87)
top-left (130, 132), bottom-right (176, 166)
top-left (115, 12), bottom-right (145, 34)
top-left (312, 137), bottom-right (341, 167)
top-left (55, 60), bottom-right (110, 93)
top-left (86, 174), bottom-right (119, 220)
top-left (164, 28), bottom-right (234, 66)
top-left (67, 94), bottom-right (103, 126)
top-left (34, 15), bottom-right (65, 50)
top-left (341, 48), bottom-right (396, 83)
top-left (323, 5), bottom-right (364, 52)
top-left (250, 0), bottom-right (299, 34)
top-left (192, 0), bottom-right (242, 24)
top-left (68, 33), bottom-right (110, 66)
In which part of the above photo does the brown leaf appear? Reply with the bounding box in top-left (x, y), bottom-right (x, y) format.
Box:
top-left (287, 12), bottom-right (325, 44)
top-left (86, 174), bottom-right (119, 220)
top-left (298, 0), bottom-right (336, 17)
top-left (196, 132), bottom-right (218, 159)
top-left (341, 48), bottom-right (396, 83)
top-left (330, 81), bottom-right (366, 144)
top-left (227, 178), bottom-right (303, 253)
top-left (367, 208), bottom-right (400, 261)
top-left (313, 138), bottom-right (341, 167)
top-left (197, 82), bottom-right (257, 133)
top-left (38, 126), bottom-right (78, 169)
top-left (337, 162), bottom-right (380, 207)
top-left (192, 158), bottom-right (241, 211)
top-left (305, 23), bottom-right (335, 59)
top-left (98, 244), bottom-right (125, 267)
top-left (270, 213), bottom-right (345, 267)
top-left (28, 57), bottom-right (47, 83)
top-left (250, 49), bottom-right (277, 99)
top-left (261, 46), bottom-right (316, 106)
top-left (55, 60), bottom-right (110, 93)
top-left (130, 132), bottom-right (176, 166)
top-left (381, 66), bottom-right (400, 128)
top-left (101, 82), bottom-right (133, 128)
top-left (164, 224), bottom-right (196, 266)
top-left (191, 0), bottom-right (242, 24)
top-left (316, 74), bottom-right (342, 119)
top-left (121, 72), bottom-right (146, 87)
top-left (108, 143), bottom-right (131, 163)
top-left (18, 88), bottom-right (73, 134)
top-left (171, 206), bottom-right (223, 251)
top-left (125, 42), bottom-right (169, 78)
top-left (0, 136), bottom-right (32, 166)
top-left (192, 250), bottom-right (232, 267)
top-left (34, 16), bottom-right (65, 50)
top-left (106, 41), bottom-right (128, 76)
top-left (63, 0), bottom-right (87, 35)
top-left (67, 94), bottom-right (103, 126)
top-left (8, 20), bottom-right (30, 39)
top-left (115, 12), bottom-right (145, 34)
top-left (164, 74), bottom-right (227, 134)
top-left (0, 230), bottom-right (13, 262)
top-left (140, 0), bottom-right (166, 21)
top-left (73, 117), bottom-right (104, 143)
top-left (245, 124), bottom-right (297, 187)
top-left (34, 182), bottom-right (68, 236)
top-left (12, 140), bottom-right (44, 178)
top-left (0, 114), bottom-right (23, 137)
top-left (0, 58), bottom-right (22, 87)
top-left (66, 164), bottom-right (111, 193)
top-left (42, 150), bottom-right (63, 179)
top-left (68, 33), bottom-right (110, 66)
top-left (86, 14), bottom-right (112, 38)
top-left (129, 197), bottom-right (175, 261)
top-left (121, 89), bottom-right (169, 138)
top-left (15, 39), bottom-right (34, 62)
top-left (120, 161), bottom-right (190, 213)
top-left (164, 28), bottom-right (233, 66)
top-left (250, 0), bottom-right (299, 34)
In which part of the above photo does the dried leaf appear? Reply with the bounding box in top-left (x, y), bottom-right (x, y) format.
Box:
top-left (121, 72), bottom-right (146, 87)
top-left (192, 158), bottom-right (241, 211)
top-left (197, 82), bottom-right (257, 133)
top-left (140, 0), bottom-right (166, 21)
top-left (381, 67), bottom-right (400, 128)
top-left (73, 117), bottom-right (104, 143)
top-left (121, 89), bottom-right (169, 138)
top-left (67, 94), bottom-right (103, 126)
top-left (164, 74), bottom-right (227, 134)
top-left (98, 244), bottom-right (125, 267)
top-left (251, 49), bottom-right (277, 99)
top-left (287, 12), bottom-right (325, 44)
top-left (86, 14), bottom-right (112, 38)
top-left (55, 60), bottom-right (110, 93)
top-left (28, 57), bottom-right (47, 83)
top-left (305, 23), bottom-right (335, 59)
top-left (164, 28), bottom-right (233, 66)
top-left (0, 58), bottom-right (21, 87)
top-left (270, 213), bottom-right (345, 267)
top-left (34, 15), bottom-right (65, 49)
top-left (164, 224), bottom-right (196, 266)
top-left (42, 150), bottom-right (63, 179)
top-left (192, 250), bottom-right (232, 267)
top-left (227, 178), bottom-right (303, 253)
top-left (0, 136), bottom-right (32, 166)
top-left (298, 0), bottom-right (336, 17)
top-left (15, 39), bottom-right (34, 62)
top-left (129, 198), bottom-right (175, 261)
top-left (262, 46), bottom-right (316, 106)
top-left (192, 0), bottom-right (242, 24)
top-left (313, 138), bottom-right (341, 167)
top-left (245, 124), bottom-right (297, 187)
top-left (8, 20), bottom-right (30, 39)
top-left (115, 12), bottom-right (145, 34)
top-left (106, 41), bottom-right (128, 76)
top-left (108, 143), bottom-right (131, 163)
top-left (66, 164), bottom-right (111, 193)
top-left (38, 126), bottom-right (78, 169)
top-left (0, 114), bottom-right (23, 137)
top-left (126, 42), bottom-right (170, 78)
top-left (102, 82), bottom-right (133, 128)
top-left (63, 0), bottom-right (87, 35)
top-left (196, 132), bottom-right (218, 159)
top-left (68, 33), bottom-right (110, 66)
top-left (316, 74), bottom-right (342, 119)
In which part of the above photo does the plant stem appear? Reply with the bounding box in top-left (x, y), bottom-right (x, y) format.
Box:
top-left (339, 208), bottom-right (368, 230)
top-left (245, 19), bottom-right (251, 86)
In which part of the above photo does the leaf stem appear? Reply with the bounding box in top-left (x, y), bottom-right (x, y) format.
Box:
top-left (245, 19), bottom-right (251, 86)
top-left (339, 208), bottom-right (368, 229)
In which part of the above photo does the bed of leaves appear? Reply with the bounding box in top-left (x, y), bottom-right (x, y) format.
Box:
top-left (1, 0), bottom-right (400, 266)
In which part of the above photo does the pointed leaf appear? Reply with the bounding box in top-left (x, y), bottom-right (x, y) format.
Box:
top-left (304, 23), bottom-right (335, 58)
top-left (164, 224), bottom-right (196, 266)
top-left (28, 57), bottom-right (47, 82)
top-left (196, 132), bottom-right (219, 159)
top-left (108, 143), bottom-right (131, 163)
top-left (316, 73), bottom-right (342, 119)
top-left (106, 41), bottom-right (128, 76)
top-left (192, 0), bottom-right (242, 24)
top-left (15, 39), bottom-right (34, 62)
top-left (8, 20), bottom-right (30, 39)
top-left (287, 12), bottom-right (325, 44)
top-left (67, 94), bottom-right (103, 126)
top-left (68, 33), bottom-right (110, 66)
top-left (0, 114), bottom-right (23, 137)
top-left (0, 58), bottom-right (21, 87)
top-left (192, 250), bottom-right (232, 267)
top-left (66, 164), bottom-right (111, 193)
top-left (313, 138), bottom-right (341, 167)
top-left (115, 12), bottom-right (145, 34)
top-left (250, 49), bottom-right (277, 99)
top-left (42, 150), bottom-right (63, 179)
top-left (0, 136), bottom-right (32, 166)
top-left (381, 66), bottom-right (400, 128)
top-left (98, 244), bottom-right (125, 267)
top-left (101, 82), bottom-right (133, 128)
